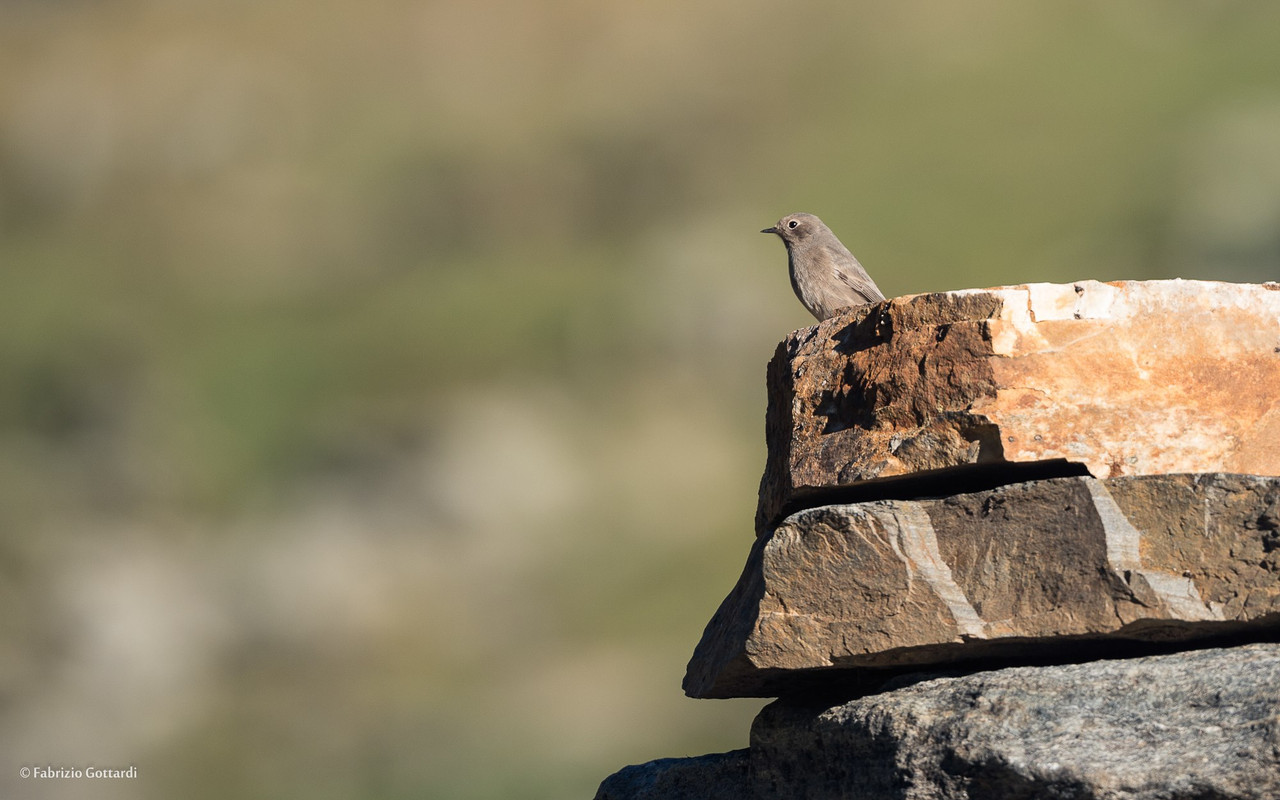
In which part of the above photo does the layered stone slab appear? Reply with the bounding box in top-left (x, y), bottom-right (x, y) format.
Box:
top-left (686, 473), bottom-right (1280, 699)
top-left (609, 646), bottom-right (1280, 800)
top-left (751, 644), bottom-right (1280, 800)
top-left (758, 280), bottom-right (1280, 529)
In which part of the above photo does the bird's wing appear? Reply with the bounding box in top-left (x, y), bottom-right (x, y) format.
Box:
top-left (828, 248), bottom-right (886, 303)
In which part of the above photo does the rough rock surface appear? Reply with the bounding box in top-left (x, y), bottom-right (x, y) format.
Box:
top-left (687, 473), bottom-right (1280, 698)
top-left (603, 645), bottom-right (1280, 800)
top-left (751, 644), bottom-right (1280, 800)
top-left (759, 280), bottom-right (1280, 529)
top-left (593, 750), bottom-right (749, 800)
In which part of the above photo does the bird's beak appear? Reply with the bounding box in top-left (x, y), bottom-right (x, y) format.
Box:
top-left (760, 226), bottom-right (778, 234)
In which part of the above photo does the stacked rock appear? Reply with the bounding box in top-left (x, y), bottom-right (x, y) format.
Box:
top-left (597, 280), bottom-right (1280, 800)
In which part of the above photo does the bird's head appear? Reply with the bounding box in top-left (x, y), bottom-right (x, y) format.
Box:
top-left (761, 212), bottom-right (824, 247)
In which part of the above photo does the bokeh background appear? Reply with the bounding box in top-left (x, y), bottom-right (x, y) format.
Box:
top-left (3, 2), bottom-right (1279, 798)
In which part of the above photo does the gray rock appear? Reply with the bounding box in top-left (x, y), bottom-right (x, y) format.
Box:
top-left (687, 473), bottom-right (1280, 699)
top-left (752, 644), bottom-right (1280, 800)
top-left (600, 646), bottom-right (1280, 799)
top-left (593, 750), bottom-right (749, 800)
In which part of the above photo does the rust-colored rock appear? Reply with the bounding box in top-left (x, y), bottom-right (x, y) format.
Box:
top-left (758, 280), bottom-right (1280, 530)
top-left (686, 473), bottom-right (1280, 699)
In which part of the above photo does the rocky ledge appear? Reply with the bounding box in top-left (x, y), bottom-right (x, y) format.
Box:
top-left (687, 472), bottom-right (1280, 698)
top-left (596, 280), bottom-right (1280, 800)
top-left (604, 644), bottom-right (1280, 800)
top-left (759, 280), bottom-right (1280, 529)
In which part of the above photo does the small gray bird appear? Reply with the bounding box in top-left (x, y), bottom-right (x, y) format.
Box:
top-left (761, 212), bottom-right (886, 321)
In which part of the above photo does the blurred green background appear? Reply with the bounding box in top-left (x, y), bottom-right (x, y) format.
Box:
top-left (2, 1), bottom-right (1279, 798)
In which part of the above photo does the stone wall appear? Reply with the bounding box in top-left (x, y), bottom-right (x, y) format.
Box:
top-left (596, 280), bottom-right (1280, 800)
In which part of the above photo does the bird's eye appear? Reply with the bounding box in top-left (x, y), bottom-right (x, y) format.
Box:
top-left (787, 220), bottom-right (798, 229)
